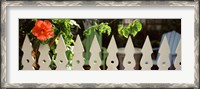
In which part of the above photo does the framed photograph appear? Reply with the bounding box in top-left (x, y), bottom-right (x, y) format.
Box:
top-left (1, 1), bottom-right (199, 88)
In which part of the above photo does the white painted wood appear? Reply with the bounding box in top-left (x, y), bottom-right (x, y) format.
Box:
top-left (106, 36), bottom-right (119, 70)
top-left (157, 36), bottom-right (171, 70)
top-left (174, 40), bottom-right (181, 70)
top-left (89, 35), bottom-right (101, 70)
top-left (22, 34), bottom-right (180, 70)
top-left (72, 35), bottom-right (85, 70)
top-left (38, 44), bottom-right (51, 70)
top-left (21, 35), bottom-right (34, 70)
top-left (140, 36), bottom-right (153, 70)
top-left (123, 36), bottom-right (136, 70)
top-left (55, 35), bottom-right (68, 70)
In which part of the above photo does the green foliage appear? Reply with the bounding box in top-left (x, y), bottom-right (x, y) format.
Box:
top-left (66, 50), bottom-right (74, 61)
top-left (51, 19), bottom-right (80, 46)
top-left (50, 19), bottom-right (80, 62)
top-left (19, 19), bottom-right (143, 70)
top-left (32, 19), bottom-right (37, 22)
top-left (40, 38), bottom-right (51, 45)
top-left (118, 20), bottom-right (142, 38)
top-left (31, 19), bottom-right (80, 69)
top-left (83, 22), bottom-right (111, 36)
top-left (49, 59), bottom-right (57, 70)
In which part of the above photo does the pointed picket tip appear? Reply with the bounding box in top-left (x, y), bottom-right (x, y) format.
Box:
top-left (174, 39), bottom-right (181, 70)
top-left (107, 35), bottom-right (118, 52)
top-left (21, 35), bottom-right (34, 70)
top-left (89, 35), bottom-right (102, 70)
top-left (38, 43), bottom-right (51, 70)
top-left (39, 44), bottom-right (50, 52)
top-left (90, 35), bottom-right (101, 52)
top-left (158, 35), bottom-right (170, 53)
top-left (22, 35), bottom-right (32, 51)
top-left (73, 35), bottom-right (84, 53)
top-left (141, 36), bottom-right (153, 53)
top-left (55, 35), bottom-right (67, 52)
top-left (124, 36), bottom-right (135, 53)
top-left (157, 35), bottom-right (171, 70)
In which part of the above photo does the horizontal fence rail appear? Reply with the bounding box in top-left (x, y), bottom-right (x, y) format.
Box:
top-left (21, 34), bottom-right (181, 70)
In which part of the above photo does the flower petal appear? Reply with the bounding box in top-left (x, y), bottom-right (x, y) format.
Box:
top-left (31, 20), bottom-right (53, 42)
top-left (46, 30), bottom-right (54, 39)
top-left (32, 26), bottom-right (41, 37)
top-left (37, 35), bottom-right (47, 42)
top-left (43, 20), bottom-right (52, 29)
top-left (35, 20), bottom-right (43, 28)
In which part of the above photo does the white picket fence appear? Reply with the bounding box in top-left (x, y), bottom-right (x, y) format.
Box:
top-left (21, 34), bottom-right (181, 70)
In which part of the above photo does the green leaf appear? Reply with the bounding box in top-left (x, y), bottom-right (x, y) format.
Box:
top-left (83, 25), bottom-right (96, 36)
top-left (52, 19), bottom-right (58, 24)
top-left (52, 25), bottom-right (57, 32)
top-left (118, 24), bottom-right (124, 36)
top-left (66, 50), bottom-right (73, 60)
top-left (104, 25), bottom-right (112, 35)
top-left (98, 23), bottom-right (111, 36)
top-left (99, 28), bottom-right (104, 35)
top-left (70, 39), bottom-right (75, 45)
top-left (134, 20), bottom-right (142, 31)
top-left (83, 22), bottom-right (111, 36)
top-left (64, 20), bottom-right (71, 30)
top-left (118, 20), bottom-right (142, 38)
top-left (131, 30), bottom-right (137, 36)
top-left (41, 41), bottom-right (46, 45)
top-left (32, 19), bottom-right (37, 22)
top-left (123, 28), bottom-right (129, 38)
top-left (130, 20), bottom-right (142, 36)
top-left (83, 28), bottom-right (91, 36)
top-left (106, 27), bottom-right (111, 35)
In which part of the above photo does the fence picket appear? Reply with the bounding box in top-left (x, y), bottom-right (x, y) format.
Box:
top-left (106, 36), bottom-right (119, 70)
top-left (89, 35), bottom-right (102, 70)
top-left (123, 36), bottom-right (136, 70)
top-left (157, 36), bottom-right (171, 70)
top-left (174, 40), bottom-right (181, 70)
top-left (140, 36), bottom-right (153, 70)
top-left (55, 35), bottom-right (68, 70)
top-left (38, 44), bottom-right (51, 70)
top-left (21, 35), bottom-right (35, 70)
top-left (20, 34), bottom-right (181, 70)
top-left (72, 35), bottom-right (85, 70)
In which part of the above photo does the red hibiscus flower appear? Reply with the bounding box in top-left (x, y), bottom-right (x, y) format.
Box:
top-left (32, 20), bottom-right (54, 42)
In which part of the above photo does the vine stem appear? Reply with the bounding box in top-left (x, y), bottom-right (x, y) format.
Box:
top-left (49, 32), bottom-right (60, 47)
top-left (32, 39), bottom-right (40, 70)
top-left (49, 25), bottom-right (60, 47)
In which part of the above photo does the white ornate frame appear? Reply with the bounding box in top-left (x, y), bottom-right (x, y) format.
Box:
top-left (1, 1), bottom-right (199, 88)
